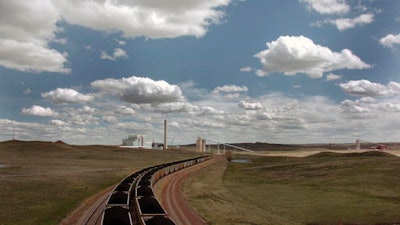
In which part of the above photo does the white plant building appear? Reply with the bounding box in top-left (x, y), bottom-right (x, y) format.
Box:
top-left (122, 135), bottom-right (144, 147)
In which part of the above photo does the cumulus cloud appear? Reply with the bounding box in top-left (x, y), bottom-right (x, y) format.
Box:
top-left (55, 0), bottom-right (230, 39)
top-left (41, 88), bottom-right (94, 104)
top-left (341, 97), bottom-right (400, 115)
top-left (10, 84), bottom-right (400, 145)
top-left (304, 1), bottom-right (375, 31)
top-left (388, 82), bottom-right (400, 95)
top-left (114, 105), bottom-right (136, 116)
top-left (254, 35), bottom-right (371, 78)
top-left (22, 105), bottom-right (59, 117)
top-left (100, 48), bottom-right (128, 61)
top-left (51, 119), bottom-right (69, 126)
top-left (341, 99), bottom-right (371, 114)
top-left (329, 13), bottom-right (374, 31)
top-left (379, 33), bottom-right (400, 48)
top-left (91, 76), bottom-right (184, 104)
top-left (102, 116), bottom-right (118, 123)
top-left (238, 100), bottom-right (263, 110)
top-left (0, 0), bottom-right (232, 74)
top-left (213, 85), bottom-right (248, 94)
top-left (326, 73), bottom-right (342, 81)
top-left (0, 0), bottom-right (70, 73)
top-left (339, 80), bottom-right (400, 97)
top-left (62, 106), bottom-right (98, 126)
top-left (151, 102), bottom-right (200, 114)
top-left (301, 0), bottom-right (350, 15)
top-left (199, 106), bottom-right (225, 116)
top-left (0, 39), bottom-right (70, 73)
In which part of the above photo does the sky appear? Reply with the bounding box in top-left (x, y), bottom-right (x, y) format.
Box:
top-left (1, 0), bottom-right (400, 145)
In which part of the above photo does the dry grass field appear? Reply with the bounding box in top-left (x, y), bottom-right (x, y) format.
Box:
top-left (184, 151), bottom-right (400, 225)
top-left (0, 140), bottom-right (204, 225)
top-left (2, 140), bottom-right (399, 225)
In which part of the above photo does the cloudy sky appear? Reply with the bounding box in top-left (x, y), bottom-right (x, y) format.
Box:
top-left (1, 0), bottom-right (400, 145)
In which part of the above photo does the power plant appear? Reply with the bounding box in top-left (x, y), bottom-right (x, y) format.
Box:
top-left (121, 120), bottom-right (169, 150)
top-left (122, 135), bottom-right (144, 147)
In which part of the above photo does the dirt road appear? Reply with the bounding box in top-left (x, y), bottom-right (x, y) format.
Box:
top-left (154, 157), bottom-right (220, 225)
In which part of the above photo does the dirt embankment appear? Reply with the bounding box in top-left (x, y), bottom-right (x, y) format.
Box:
top-left (153, 157), bottom-right (220, 225)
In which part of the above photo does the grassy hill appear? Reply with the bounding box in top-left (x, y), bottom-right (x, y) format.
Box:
top-left (0, 140), bottom-right (204, 225)
top-left (184, 151), bottom-right (400, 225)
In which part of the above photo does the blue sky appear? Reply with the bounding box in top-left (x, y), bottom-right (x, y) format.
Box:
top-left (1, 0), bottom-right (400, 145)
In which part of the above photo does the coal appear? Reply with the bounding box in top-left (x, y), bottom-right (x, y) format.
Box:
top-left (103, 206), bottom-right (131, 225)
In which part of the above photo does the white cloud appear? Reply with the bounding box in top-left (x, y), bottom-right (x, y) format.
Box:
top-left (305, 1), bottom-right (375, 32)
top-left (112, 122), bottom-right (153, 133)
top-left (78, 106), bottom-right (96, 114)
top-left (23, 88), bottom-right (32, 95)
top-left (55, 0), bottom-right (231, 39)
top-left (102, 116), bottom-right (118, 123)
top-left (42, 88), bottom-right (94, 104)
top-left (8, 83), bottom-right (400, 145)
top-left (301, 0), bottom-right (350, 15)
top-left (293, 84), bottom-right (302, 89)
top-left (213, 85), bottom-right (248, 94)
top-left (198, 106), bottom-right (225, 116)
top-left (238, 100), bottom-right (263, 110)
top-left (51, 119), bottom-right (69, 126)
top-left (329, 13), bottom-right (374, 31)
top-left (0, 39), bottom-right (70, 74)
top-left (116, 39), bottom-right (126, 46)
top-left (326, 73), bottom-right (342, 81)
top-left (379, 33), bottom-right (400, 48)
top-left (0, 0), bottom-right (232, 74)
top-left (341, 97), bottom-right (400, 115)
top-left (114, 105), bottom-right (136, 116)
top-left (91, 76), bottom-right (184, 104)
top-left (62, 106), bottom-right (98, 126)
top-left (254, 35), bottom-right (371, 78)
top-left (0, 0), bottom-right (70, 73)
top-left (339, 80), bottom-right (398, 97)
top-left (152, 102), bottom-right (200, 114)
top-left (388, 81), bottom-right (400, 95)
top-left (22, 105), bottom-right (59, 117)
top-left (240, 67), bottom-right (252, 72)
top-left (100, 48), bottom-right (128, 61)
top-left (341, 99), bottom-right (371, 114)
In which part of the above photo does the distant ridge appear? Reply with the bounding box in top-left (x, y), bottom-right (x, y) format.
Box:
top-left (309, 151), bottom-right (394, 158)
top-left (1, 139), bottom-right (68, 145)
top-left (185, 142), bottom-right (400, 151)
top-left (54, 140), bottom-right (68, 145)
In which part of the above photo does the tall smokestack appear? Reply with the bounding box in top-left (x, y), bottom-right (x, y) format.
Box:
top-left (163, 120), bottom-right (167, 150)
top-left (356, 139), bottom-right (360, 151)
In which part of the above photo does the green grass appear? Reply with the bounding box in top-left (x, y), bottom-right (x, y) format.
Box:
top-left (223, 152), bottom-right (400, 225)
top-left (0, 140), bottom-right (204, 225)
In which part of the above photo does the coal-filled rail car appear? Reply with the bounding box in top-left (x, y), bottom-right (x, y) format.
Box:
top-left (101, 155), bottom-right (211, 225)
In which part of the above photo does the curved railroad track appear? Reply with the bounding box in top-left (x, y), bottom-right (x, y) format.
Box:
top-left (80, 155), bottom-right (211, 225)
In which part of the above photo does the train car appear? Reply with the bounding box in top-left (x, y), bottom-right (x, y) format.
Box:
top-left (102, 205), bottom-right (133, 225)
top-left (101, 156), bottom-right (211, 225)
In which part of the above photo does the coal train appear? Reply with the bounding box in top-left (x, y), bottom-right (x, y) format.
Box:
top-left (101, 155), bottom-right (211, 225)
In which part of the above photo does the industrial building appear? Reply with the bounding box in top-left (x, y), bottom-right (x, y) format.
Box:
top-left (122, 135), bottom-right (144, 147)
top-left (121, 120), bottom-right (169, 150)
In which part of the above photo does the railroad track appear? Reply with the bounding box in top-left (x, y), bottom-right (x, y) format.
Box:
top-left (84, 155), bottom-right (211, 225)
top-left (82, 194), bottom-right (109, 225)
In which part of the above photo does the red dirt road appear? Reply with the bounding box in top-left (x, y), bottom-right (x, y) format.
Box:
top-left (154, 157), bottom-right (219, 225)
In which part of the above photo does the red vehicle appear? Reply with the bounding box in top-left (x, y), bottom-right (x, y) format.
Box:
top-left (370, 144), bottom-right (388, 150)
